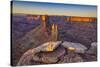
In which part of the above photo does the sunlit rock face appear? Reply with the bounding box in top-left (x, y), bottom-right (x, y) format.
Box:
top-left (65, 17), bottom-right (96, 23)
top-left (34, 41), bottom-right (62, 52)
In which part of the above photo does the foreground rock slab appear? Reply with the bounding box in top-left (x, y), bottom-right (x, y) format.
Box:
top-left (33, 45), bottom-right (66, 63)
top-left (62, 41), bottom-right (87, 53)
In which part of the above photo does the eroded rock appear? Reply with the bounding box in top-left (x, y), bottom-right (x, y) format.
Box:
top-left (33, 45), bottom-right (66, 63)
top-left (58, 53), bottom-right (83, 63)
top-left (86, 42), bottom-right (97, 54)
top-left (62, 41), bottom-right (87, 53)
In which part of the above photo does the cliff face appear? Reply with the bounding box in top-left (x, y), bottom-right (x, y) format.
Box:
top-left (11, 14), bottom-right (97, 66)
top-left (12, 25), bottom-right (50, 66)
top-left (58, 22), bottom-right (97, 48)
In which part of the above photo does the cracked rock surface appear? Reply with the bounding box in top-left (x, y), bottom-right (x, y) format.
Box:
top-left (17, 41), bottom-right (97, 66)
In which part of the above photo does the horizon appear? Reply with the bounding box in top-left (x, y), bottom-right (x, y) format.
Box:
top-left (12, 1), bottom-right (97, 17)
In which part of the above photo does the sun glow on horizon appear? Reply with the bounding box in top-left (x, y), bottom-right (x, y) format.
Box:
top-left (12, 1), bottom-right (97, 17)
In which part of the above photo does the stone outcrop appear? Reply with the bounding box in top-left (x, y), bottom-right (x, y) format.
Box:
top-left (62, 41), bottom-right (87, 53)
top-left (86, 42), bottom-right (97, 54)
top-left (33, 45), bottom-right (65, 64)
top-left (17, 41), bottom-right (94, 66)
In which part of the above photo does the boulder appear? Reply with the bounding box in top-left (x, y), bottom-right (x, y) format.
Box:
top-left (35, 41), bottom-right (62, 52)
top-left (62, 41), bottom-right (87, 53)
top-left (33, 45), bottom-right (66, 63)
top-left (86, 42), bottom-right (97, 54)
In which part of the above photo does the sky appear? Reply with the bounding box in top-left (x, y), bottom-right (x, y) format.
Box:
top-left (12, 1), bottom-right (97, 17)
